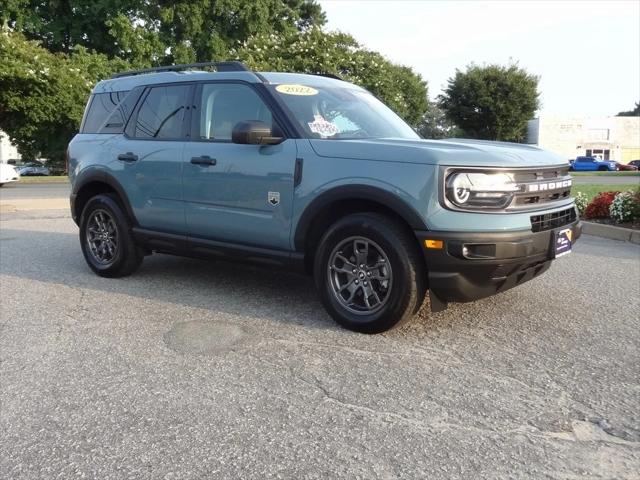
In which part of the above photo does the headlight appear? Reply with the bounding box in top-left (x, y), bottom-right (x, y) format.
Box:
top-left (445, 172), bottom-right (521, 209)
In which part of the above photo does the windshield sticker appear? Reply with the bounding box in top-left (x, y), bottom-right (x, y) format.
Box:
top-left (308, 115), bottom-right (340, 137)
top-left (275, 84), bottom-right (319, 96)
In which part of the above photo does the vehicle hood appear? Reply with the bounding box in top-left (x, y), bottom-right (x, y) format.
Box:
top-left (309, 138), bottom-right (567, 168)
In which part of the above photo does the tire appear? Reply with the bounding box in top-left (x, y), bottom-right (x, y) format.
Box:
top-left (598, 166), bottom-right (608, 171)
top-left (79, 194), bottom-right (143, 278)
top-left (314, 213), bottom-right (426, 333)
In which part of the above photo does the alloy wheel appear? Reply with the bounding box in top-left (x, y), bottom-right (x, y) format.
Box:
top-left (327, 236), bottom-right (393, 315)
top-left (85, 209), bottom-right (119, 265)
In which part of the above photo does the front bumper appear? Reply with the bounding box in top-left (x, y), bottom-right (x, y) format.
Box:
top-left (416, 219), bottom-right (582, 307)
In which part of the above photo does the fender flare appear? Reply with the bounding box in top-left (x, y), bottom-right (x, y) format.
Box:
top-left (72, 170), bottom-right (138, 225)
top-left (293, 184), bottom-right (428, 251)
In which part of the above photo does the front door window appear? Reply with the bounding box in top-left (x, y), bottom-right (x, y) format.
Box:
top-left (196, 83), bottom-right (273, 141)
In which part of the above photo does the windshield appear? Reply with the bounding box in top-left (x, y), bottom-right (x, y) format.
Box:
top-left (270, 84), bottom-right (419, 140)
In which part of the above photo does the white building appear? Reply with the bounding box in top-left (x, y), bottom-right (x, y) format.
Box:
top-left (0, 130), bottom-right (21, 164)
top-left (527, 116), bottom-right (640, 163)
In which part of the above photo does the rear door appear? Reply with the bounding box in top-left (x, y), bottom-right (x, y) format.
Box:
top-left (182, 82), bottom-right (297, 250)
top-left (112, 83), bottom-right (193, 233)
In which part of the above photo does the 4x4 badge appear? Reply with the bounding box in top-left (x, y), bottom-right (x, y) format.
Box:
top-left (268, 191), bottom-right (280, 206)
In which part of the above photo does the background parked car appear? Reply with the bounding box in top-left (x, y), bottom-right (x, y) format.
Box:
top-left (0, 163), bottom-right (20, 186)
top-left (569, 156), bottom-right (618, 171)
top-left (628, 160), bottom-right (640, 169)
top-left (614, 162), bottom-right (638, 171)
top-left (17, 163), bottom-right (50, 176)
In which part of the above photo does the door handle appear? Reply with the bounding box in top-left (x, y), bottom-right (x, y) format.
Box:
top-left (117, 152), bottom-right (138, 162)
top-left (190, 155), bottom-right (217, 166)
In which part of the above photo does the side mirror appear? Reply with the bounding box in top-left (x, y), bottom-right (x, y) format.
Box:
top-left (232, 120), bottom-right (283, 145)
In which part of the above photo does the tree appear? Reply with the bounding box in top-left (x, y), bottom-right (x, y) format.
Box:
top-left (0, 0), bottom-right (138, 55)
top-left (418, 102), bottom-right (461, 139)
top-left (617, 102), bottom-right (640, 116)
top-left (0, 31), bottom-right (127, 166)
top-left (1, 2), bottom-right (429, 163)
top-left (233, 29), bottom-right (428, 126)
top-left (1, 0), bottom-right (326, 65)
top-left (438, 63), bottom-right (539, 142)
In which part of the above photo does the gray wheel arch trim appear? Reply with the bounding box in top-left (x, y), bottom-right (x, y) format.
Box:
top-left (293, 185), bottom-right (428, 251)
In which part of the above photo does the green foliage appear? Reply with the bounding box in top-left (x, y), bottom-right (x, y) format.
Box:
top-left (438, 63), bottom-right (540, 142)
top-left (418, 102), bottom-right (462, 139)
top-left (0, 31), bottom-right (127, 165)
top-left (609, 188), bottom-right (640, 223)
top-left (233, 29), bottom-right (428, 126)
top-left (573, 191), bottom-right (589, 215)
top-left (1, 0), bottom-right (326, 64)
top-left (572, 184), bottom-right (638, 201)
top-left (616, 102), bottom-right (640, 117)
top-left (0, 0), bottom-right (135, 55)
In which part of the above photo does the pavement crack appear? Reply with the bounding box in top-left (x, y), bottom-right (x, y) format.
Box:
top-left (248, 351), bottom-right (506, 437)
top-left (265, 338), bottom-right (464, 364)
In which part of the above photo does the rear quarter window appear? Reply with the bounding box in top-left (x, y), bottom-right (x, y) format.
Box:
top-left (81, 91), bottom-right (129, 133)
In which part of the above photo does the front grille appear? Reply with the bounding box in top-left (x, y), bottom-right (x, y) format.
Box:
top-left (512, 167), bottom-right (569, 183)
top-left (509, 166), bottom-right (572, 210)
top-left (530, 207), bottom-right (576, 233)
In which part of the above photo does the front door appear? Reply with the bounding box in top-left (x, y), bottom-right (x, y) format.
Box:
top-left (182, 82), bottom-right (297, 250)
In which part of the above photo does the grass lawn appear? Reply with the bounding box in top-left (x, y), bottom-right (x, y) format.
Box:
top-left (571, 171), bottom-right (639, 177)
top-left (18, 175), bottom-right (69, 184)
top-left (573, 184), bottom-right (638, 201)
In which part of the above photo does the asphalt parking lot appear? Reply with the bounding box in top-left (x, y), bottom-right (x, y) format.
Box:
top-left (1, 186), bottom-right (639, 479)
top-left (0, 182), bottom-right (70, 200)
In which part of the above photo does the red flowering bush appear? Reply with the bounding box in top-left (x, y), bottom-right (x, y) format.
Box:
top-left (584, 191), bottom-right (619, 219)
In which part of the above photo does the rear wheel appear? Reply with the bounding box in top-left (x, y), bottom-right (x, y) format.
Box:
top-left (79, 194), bottom-right (143, 277)
top-left (314, 213), bottom-right (426, 333)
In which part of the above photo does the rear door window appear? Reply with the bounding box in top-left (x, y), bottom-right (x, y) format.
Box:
top-left (133, 85), bottom-right (190, 139)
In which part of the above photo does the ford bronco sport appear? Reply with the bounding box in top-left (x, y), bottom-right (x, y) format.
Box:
top-left (68, 61), bottom-right (581, 333)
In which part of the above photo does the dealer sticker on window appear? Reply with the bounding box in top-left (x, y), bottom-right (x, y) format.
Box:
top-left (308, 115), bottom-right (340, 137)
top-left (554, 228), bottom-right (573, 258)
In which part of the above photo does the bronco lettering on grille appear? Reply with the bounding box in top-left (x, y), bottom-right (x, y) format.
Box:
top-left (526, 179), bottom-right (572, 192)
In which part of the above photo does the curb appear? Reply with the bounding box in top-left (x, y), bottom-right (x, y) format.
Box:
top-left (582, 221), bottom-right (640, 245)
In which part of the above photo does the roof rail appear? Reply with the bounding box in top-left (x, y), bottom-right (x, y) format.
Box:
top-left (111, 61), bottom-right (250, 79)
top-left (314, 72), bottom-right (343, 81)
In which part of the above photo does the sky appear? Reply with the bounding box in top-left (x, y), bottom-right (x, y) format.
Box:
top-left (318, 0), bottom-right (640, 116)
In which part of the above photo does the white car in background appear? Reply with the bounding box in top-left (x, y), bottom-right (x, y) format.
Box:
top-left (0, 163), bottom-right (20, 187)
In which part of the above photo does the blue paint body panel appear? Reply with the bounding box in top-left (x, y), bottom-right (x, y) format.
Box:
top-left (182, 140), bottom-right (297, 250)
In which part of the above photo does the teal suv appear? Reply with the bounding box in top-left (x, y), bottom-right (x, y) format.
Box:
top-left (68, 61), bottom-right (581, 333)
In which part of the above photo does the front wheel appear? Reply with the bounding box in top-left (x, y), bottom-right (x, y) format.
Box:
top-left (79, 194), bottom-right (143, 278)
top-left (314, 213), bottom-right (426, 333)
